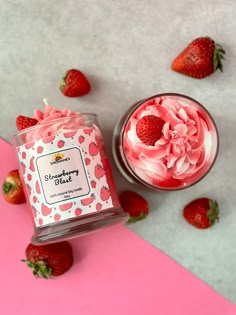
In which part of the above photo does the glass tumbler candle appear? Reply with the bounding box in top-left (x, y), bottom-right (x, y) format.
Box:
top-left (113, 93), bottom-right (219, 191)
top-left (12, 113), bottom-right (128, 244)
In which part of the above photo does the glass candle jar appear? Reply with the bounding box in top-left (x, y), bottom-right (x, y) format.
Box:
top-left (113, 93), bottom-right (219, 191)
top-left (12, 113), bottom-right (128, 244)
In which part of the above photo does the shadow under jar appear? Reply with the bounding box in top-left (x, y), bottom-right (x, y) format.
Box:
top-left (12, 113), bottom-right (128, 244)
top-left (113, 93), bottom-right (219, 191)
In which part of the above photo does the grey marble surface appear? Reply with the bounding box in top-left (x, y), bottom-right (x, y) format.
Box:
top-left (1, 0), bottom-right (236, 303)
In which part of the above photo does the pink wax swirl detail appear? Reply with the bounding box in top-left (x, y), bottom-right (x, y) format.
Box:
top-left (34, 105), bottom-right (78, 122)
top-left (25, 105), bottom-right (84, 142)
top-left (123, 96), bottom-right (212, 186)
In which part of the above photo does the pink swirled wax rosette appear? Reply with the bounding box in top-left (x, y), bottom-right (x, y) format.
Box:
top-left (122, 94), bottom-right (218, 189)
top-left (23, 104), bottom-right (84, 143)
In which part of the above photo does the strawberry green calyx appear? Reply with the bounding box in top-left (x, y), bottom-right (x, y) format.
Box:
top-left (22, 259), bottom-right (52, 279)
top-left (213, 42), bottom-right (225, 72)
top-left (127, 212), bottom-right (147, 224)
top-left (207, 199), bottom-right (220, 226)
top-left (59, 72), bottom-right (68, 91)
top-left (60, 79), bottom-right (66, 91)
top-left (2, 182), bottom-right (17, 194)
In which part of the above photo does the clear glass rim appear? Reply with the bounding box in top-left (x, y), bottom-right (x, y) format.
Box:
top-left (12, 112), bottom-right (97, 140)
top-left (115, 92), bottom-right (220, 191)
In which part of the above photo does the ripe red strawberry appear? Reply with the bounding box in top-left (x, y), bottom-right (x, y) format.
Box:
top-left (171, 37), bottom-right (225, 79)
top-left (136, 115), bottom-right (165, 146)
top-left (22, 241), bottom-right (73, 278)
top-left (183, 198), bottom-right (219, 229)
top-left (16, 116), bottom-right (38, 131)
top-left (60, 69), bottom-right (91, 97)
top-left (2, 169), bottom-right (26, 204)
top-left (119, 190), bottom-right (149, 223)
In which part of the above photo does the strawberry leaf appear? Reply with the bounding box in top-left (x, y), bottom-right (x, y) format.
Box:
top-left (207, 199), bottom-right (220, 225)
top-left (22, 259), bottom-right (52, 279)
top-left (2, 182), bottom-right (17, 194)
top-left (213, 43), bottom-right (226, 72)
top-left (127, 212), bottom-right (147, 224)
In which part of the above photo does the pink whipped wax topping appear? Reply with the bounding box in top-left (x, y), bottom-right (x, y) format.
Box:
top-left (34, 104), bottom-right (80, 123)
top-left (24, 104), bottom-right (85, 142)
top-left (123, 95), bottom-right (212, 187)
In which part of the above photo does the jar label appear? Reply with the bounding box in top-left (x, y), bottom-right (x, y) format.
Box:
top-left (35, 147), bottom-right (91, 205)
top-left (17, 128), bottom-right (114, 227)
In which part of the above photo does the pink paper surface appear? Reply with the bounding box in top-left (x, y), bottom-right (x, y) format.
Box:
top-left (0, 137), bottom-right (235, 315)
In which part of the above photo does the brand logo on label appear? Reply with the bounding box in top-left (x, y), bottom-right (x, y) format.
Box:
top-left (50, 152), bottom-right (70, 165)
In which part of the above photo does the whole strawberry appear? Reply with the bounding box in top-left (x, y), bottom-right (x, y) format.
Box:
top-left (119, 190), bottom-right (149, 223)
top-left (16, 115), bottom-right (38, 131)
top-left (60, 69), bottom-right (91, 97)
top-left (22, 241), bottom-right (73, 278)
top-left (2, 169), bottom-right (26, 204)
top-left (183, 198), bottom-right (219, 229)
top-left (136, 115), bottom-right (165, 146)
top-left (171, 37), bottom-right (225, 79)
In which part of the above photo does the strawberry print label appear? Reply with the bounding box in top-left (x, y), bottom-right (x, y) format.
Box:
top-left (17, 127), bottom-right (114, 227)
top-left (36, 147), bottom-right (91, 205)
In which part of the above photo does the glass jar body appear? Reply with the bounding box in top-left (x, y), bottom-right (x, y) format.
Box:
top-left (12, 113), bottom-right (128, 244)
top-left (113, 93), bottom-right (219, 191)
